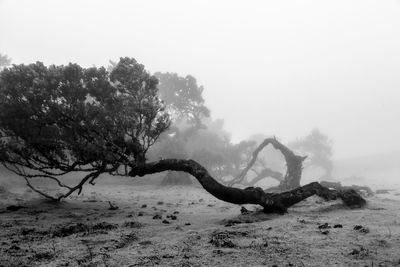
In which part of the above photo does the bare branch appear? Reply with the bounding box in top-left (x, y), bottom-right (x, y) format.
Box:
top-left (129, 158), bottom-right (366, 213)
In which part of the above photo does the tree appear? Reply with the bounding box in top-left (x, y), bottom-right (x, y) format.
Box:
top-left (289, 129), bottom-right (334, 179)
top-left (0, 53), bottom-right (11, 70)
top-left (0, 58), bottom-right (365, 212)
top-left (155, 72), bottom-right (210, 127)
top-left (0, 57), bottom-right (170, 199)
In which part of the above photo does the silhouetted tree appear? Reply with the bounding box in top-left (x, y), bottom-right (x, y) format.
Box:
top-left (0, 57), bottom-right (170, 199)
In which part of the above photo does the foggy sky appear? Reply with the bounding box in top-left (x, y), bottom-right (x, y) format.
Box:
top-left (1, 0), bottom-right (400, 159)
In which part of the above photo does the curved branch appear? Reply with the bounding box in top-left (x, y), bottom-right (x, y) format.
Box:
top-left (228, 137), bottom-right (306, 188)
top-left (23, 176), bottom-right (58, 201)
top-left (129, 159), bottom-right (366, 213)
top-left (3, 161), bottom-right (106, 201)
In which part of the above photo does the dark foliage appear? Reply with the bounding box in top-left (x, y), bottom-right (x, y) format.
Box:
top-left (0, 57), bottom-right (170, 199)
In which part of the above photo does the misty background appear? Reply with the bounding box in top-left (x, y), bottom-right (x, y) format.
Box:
top-left (1, 0), bottom-right (399, 189)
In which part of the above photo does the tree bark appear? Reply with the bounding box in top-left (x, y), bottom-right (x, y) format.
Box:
top-left (129, 159), bottom-right (366, 214)
top-left (320, 181), bottom-right (374, 197)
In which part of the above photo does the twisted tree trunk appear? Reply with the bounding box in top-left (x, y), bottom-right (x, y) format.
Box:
top-left (129, 159), bottom-right (366, 214)
top-left (228, 137), bottom-right (306, 190)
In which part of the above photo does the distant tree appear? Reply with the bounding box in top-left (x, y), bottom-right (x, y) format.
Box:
top-left (289, 129), bottom-right (333, 179)
top-left (0, 58), bottom-right (365, 213)
top-left (155, 72), bottom-right (210, 127)
top-left (0, 53), bottom-right (11, 70)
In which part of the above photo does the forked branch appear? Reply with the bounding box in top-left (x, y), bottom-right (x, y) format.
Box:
top-left (228, 137), bottom-right (306, 189)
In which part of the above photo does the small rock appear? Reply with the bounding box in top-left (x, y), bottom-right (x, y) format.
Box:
top-left (138, 211), bottom-right (144, 216)
top-left (157, 201), bottom-right (164, 205)
top-left (170, 215), bottom-right (177, 220)
top-left (139, 240), bottom-right (152, 245)
top-left (333, 224), bottom-right (343, 228)
top-left (153, 214), bottom-right (162, 220)
top-left (240, 206), bottom-right (249, 215)
top-left (162, 219), bottom-right (170, 224)
top-left (354, 225), bottom-right (369, 233)
top-left (185, 222), bottom-right (191, 226)
top-left (349, 248), bottom-right (359, 255)
top-left (141, 204), bottom-right (147, 208)
top-left (173, 211), bottom-right (179, 214)
top-left (108, 201), bottom-right (119, 210)
top-left (318, 223), bottom-right (331, 229)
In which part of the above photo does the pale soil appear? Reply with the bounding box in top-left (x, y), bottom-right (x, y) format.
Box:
top-left (1, 184), bottom-right (400, 267)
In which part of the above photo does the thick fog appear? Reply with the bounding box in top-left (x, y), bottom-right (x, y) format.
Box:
top-left (1, 0), bottom-right (399, 187)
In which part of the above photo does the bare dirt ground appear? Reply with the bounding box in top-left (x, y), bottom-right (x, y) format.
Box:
top-left (1, 184), bottom-right (400, 267)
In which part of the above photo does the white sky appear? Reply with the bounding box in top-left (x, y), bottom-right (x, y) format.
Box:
top-left (1, 0), bottom-right (400, 159)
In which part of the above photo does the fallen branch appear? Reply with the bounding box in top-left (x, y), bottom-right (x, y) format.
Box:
top-left (129, 159), bottom-right (366, 213)
top-left (320, 181), bottom-right (374, 197)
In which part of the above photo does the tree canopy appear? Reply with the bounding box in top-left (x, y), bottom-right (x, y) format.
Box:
top-left (154, 72), bottom-right (209, 127)
top-left (0, 57), bottom-right (170, 199)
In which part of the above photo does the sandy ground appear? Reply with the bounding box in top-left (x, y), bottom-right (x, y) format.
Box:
top-left (1, 184), bottom-right (400, 267)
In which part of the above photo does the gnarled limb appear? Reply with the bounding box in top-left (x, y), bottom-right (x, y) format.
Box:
top-left (129, 158), bottom-right (366, 213)
top-left (320, 181), bottom-right (374, 197)
top-left (228, 137), bottom-right (306, 190)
